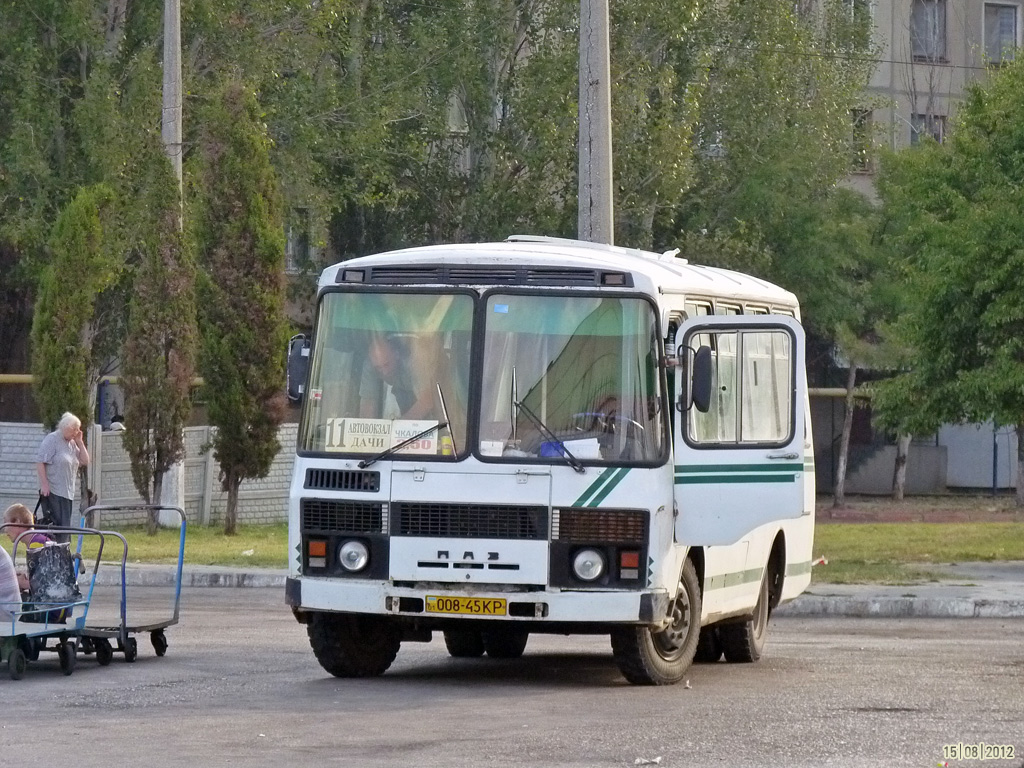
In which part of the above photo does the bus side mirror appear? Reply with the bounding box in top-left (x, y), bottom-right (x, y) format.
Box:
top-left (286, 334), bottom-right (310, 403)
top-left (690, 346), bottom-right (713, 413)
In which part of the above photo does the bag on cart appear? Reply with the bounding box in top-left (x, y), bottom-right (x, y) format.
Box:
top-left (22, 543), bottom-right (79, 624)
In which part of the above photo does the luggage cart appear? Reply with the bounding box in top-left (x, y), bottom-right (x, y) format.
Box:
top-left (1, 525), bottom-right (108, 679)
top-left (78, 504), bottom-right (186, 663)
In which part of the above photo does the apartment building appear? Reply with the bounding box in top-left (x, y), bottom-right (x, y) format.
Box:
top-left (847, 0), bottom-right (1020, 196)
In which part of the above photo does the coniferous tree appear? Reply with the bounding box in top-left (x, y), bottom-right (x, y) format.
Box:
top-left (192, 80), bottom-right (288, 535)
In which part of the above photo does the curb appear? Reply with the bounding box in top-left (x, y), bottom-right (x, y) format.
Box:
top-left (99, 569), bottom-right (1024, 618)
top-left (776, 596), bottom-right (1024, 619)
top-left (95, 569), bottom-right (287, 589)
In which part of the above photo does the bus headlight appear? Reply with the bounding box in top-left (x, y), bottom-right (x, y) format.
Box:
top-left (338, 540), bottom-right (370, 572)
top-left (572, 548), bottom-right (605, 582)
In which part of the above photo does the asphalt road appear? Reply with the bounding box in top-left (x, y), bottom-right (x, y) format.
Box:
top-left (2, 587), bottom-right (1022, 768)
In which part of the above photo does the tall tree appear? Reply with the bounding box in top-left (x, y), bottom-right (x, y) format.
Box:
top-left (192, 80), bottom-right (289, 535)
top-left (30, 184), bottom-right (118, 429)
top-left (877, 58), bottom-right (1024, 506)
top-left (121, 145), bottom-right (197, 534)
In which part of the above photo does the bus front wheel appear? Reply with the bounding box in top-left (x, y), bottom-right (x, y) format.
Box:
top-left (307, 612), bottom-right (401, 677)
top-left (610, 559), bottom-right (701, 685)
top-left (719, 571), bottom-right (770, 663)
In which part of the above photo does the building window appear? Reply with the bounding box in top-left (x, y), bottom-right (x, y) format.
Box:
top-left (285, 208), bottom-right (311, 274)
top-left (910, 113), bottom-right (946, 145)
top-left (851, 109), bottom-right (872, 171)
top-left (985, 4), bottom-right (1018, 64)
top-left (911, 0), bottom-right (946, 61)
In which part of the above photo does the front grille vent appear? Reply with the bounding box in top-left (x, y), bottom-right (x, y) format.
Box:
top-left (301, 499), bottom-right (385, 534)
top-left (304, 468), bottom-right (380, 492)
top-left (369, 266), bottom-right (443, 283)
top-left (393, 502), bottom-right (547, 540)
top-left (360, 263), bottom-right (611, 287)
top-left (553, 508), bottom-right (647, 543)
top-left (526, 268), bottom-right (598, 285)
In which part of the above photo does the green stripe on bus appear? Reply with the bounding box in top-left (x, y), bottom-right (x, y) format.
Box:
top-left (705, 567), bottom-right (764, 591)
top-left (674, 474), bottom-right (797, 484)
top-left (572, 467), bottom-right (629, 507)
top-left (786, 560), bottom-right (812, 577)
top-left (674, 463), bottom-right (803, 473)
top-left (588, 467), bottom-right (629, 507)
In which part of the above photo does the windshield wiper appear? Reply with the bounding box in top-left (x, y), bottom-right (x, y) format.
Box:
top-left (513, 398), bottom-right (586, 474)
top-left (358, 383), bottom-right (457, 468)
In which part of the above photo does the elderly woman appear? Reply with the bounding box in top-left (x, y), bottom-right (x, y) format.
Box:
top-left (35, 412), bottom-right (90, 541)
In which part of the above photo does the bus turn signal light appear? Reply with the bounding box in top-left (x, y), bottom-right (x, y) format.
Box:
top-left (308, 540), bottom-right (327, 557)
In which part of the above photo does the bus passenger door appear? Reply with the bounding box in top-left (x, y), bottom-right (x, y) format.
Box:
top-left (673, 315), bottom-right (807, 546)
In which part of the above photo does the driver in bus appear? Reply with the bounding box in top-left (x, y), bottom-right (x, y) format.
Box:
top-left (359, 334), bottom-right (438, 420)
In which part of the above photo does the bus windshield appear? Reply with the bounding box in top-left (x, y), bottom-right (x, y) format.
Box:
top-left (298, 291), bottom-right (473, 456)
top-left (479, 294), bottom-right (665, 464)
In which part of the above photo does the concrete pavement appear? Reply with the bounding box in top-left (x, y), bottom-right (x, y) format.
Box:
top-left (94, 560), bottom-right (1024, 619)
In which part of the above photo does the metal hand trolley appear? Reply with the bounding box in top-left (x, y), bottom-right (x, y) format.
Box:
top-left (1, 525), bottom-right (108, 679)
top-left (77, 504), bottom-right (186, 663)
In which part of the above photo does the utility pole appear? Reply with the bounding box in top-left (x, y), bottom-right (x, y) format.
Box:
top-left (160, 0), bottom-right (185, 522)
top-left (163, 0), bottom-right (183, 191)
top-left (578, 0), bottom-right (614, 245)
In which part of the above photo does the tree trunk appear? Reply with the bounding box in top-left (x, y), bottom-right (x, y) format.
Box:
top-left (224, 472), bottom-right (241, 535)
top-left (892, 432), bottom-right (911, 500)
top-left (148, 471), bottom-right (163, 535)
top-left (832, 364), bottom-right (858, 508)
top-left (1016, 423), bottom-right (1024, 508)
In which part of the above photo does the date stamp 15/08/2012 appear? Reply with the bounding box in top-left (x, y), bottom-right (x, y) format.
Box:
top-left (941, 742), bottom-right (1016, 762)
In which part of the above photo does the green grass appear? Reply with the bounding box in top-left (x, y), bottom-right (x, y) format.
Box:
top-left (3, 524), bottom-right (289, 569)
top-left (813, 523), bottom-right (1024, 584)
top-left (5, 521), bottom-right (1023, 584)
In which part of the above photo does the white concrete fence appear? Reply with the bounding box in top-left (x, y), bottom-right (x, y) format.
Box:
top-left (0, 421), bottom-right (296, 528)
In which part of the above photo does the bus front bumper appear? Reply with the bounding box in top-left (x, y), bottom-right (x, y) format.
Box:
top-left (286, 577), bottom-right (671, 626)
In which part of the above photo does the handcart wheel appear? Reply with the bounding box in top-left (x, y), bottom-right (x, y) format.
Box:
top-left (19, 636), bottom-right (40, 662)
top-left (8, 648), bottom-right (27, 680)
top-left (123, 637), bottom-right (138, 663)
top-left (58, 641), bottom-right (76, 676)
top-left (95, 638), bottom-right (114, 667)
top-left (151, 630), bottom-right (168, 657)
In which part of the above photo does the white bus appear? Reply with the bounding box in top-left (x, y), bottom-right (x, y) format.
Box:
top-left (285, 236), bottom-right (814, 685)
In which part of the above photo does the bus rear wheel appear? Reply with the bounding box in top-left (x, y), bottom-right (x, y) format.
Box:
top-left (719, 572), bottom-right (770, 663)
top-left (307, 612), bottom-right (401, 677)
top-left (610, 559), bottom-right (701, 685)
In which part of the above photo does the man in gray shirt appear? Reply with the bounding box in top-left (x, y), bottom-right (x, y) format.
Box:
top-left (36, 411), bottom-right (90, 542)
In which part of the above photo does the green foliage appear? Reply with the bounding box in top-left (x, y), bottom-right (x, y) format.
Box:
top-left (192, 80), bottom-right (288, 534)
top-left (121, 145), bottom-right (197, 512)
top-left (30, 184), bottom-right (117, 429)
top-left (877, 59), bottom-right (1024, 433)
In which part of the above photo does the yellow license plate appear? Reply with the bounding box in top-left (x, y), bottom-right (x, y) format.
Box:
top-left (425, 596), bottom-right (507, 616)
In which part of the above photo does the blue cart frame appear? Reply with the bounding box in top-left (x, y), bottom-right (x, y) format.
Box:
top-left (1, 525), bottom-right (109, 679)
top-left (77, 504), bottom-right (186, 663)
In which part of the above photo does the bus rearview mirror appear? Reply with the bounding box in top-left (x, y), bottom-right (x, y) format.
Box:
top-left (691, 345), bottom-right (713, 413)
top-left (286, 334), bottom-right (310, 403)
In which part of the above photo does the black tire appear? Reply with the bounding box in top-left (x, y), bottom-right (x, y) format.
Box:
top-left (720, 572), bottom-right (770, 663)
top-left (18, 636), bottom-right (40, 663)
top-left (151, 630), bottom-right (168, 657)
top-left (123, 637), bottom-right (138, 663)
top-left (8, 648), bottom-right (27, 680)
top-left (693, 625), bottom-right (723, 663)
top-left (58, 641), bottom-right (76, 676)
top-left (307, 612), bottom-right (401, 677)
top-left (481, 630), bottom-right (528, 659)
top-left (95, 638), bottom-right (114, 667)
top-left (443, 629), bottom-right (485, 658)
top-left (611, 558), bottom-right (701, 686)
